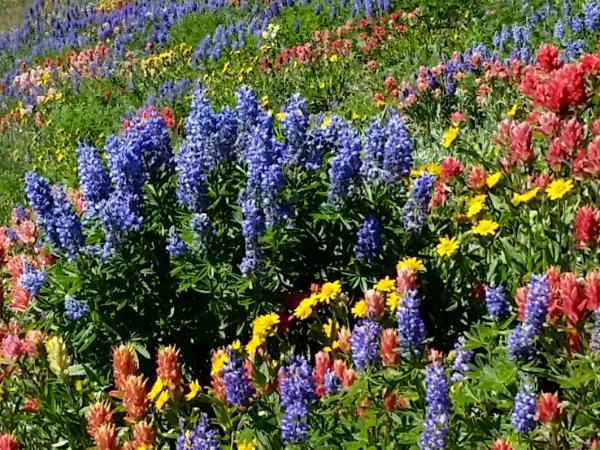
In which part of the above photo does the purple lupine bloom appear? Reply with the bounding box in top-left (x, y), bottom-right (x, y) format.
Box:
top-left (511, 384), bottom-right (536, 433)
top-left (190, 212), bottom-right (214, 249)
top-left (281, 93), bottom-right (310, 167)
top-left (354, 216), bottom-right (380, 263)
top-left (420, 363), bottom-right (451, 450)
top-left (350, 319), bottom-right (381, 370)
top-left (524, 274), bottom-right (549, 333)
top-left (125, 111), bottom-right (173, 177)
top-left (98, 190), bottom-right (143, 257)
top-left (484, 284), bottom-right (509, 321)
top-left (382, 112), bottom-right (413, 182)
top-left (553, 19), bottom-right (565, 39)
top-left (50, 186), bottom-right (85, 261)
top-left (323, 369), bottom-right (341, 396)
top-left (401, 172), bottom-right (434, 232)
top-left (360, 119), bottom-right (387, 181)
top-left (239, 194), bottom-right (265, 277)
top-left (76, 143), bottom-right (111, 213)
top-left (396, 289), bottom-right (426, 355)
top-left (64, 295), bottom-right (88, 320)
top-left (328, 124), bottom-right (361, 201)
top-left (563, 39), bottom-right (586, 61)
top-left (590, 309), bottom-right (600, 355)
top-left (176, 414), bottom-right (219, 450)
top-left (508, 323), bottom-right (535, 361)
top-left (451, 336), bottom-right (473, 382)
top-left (221, 350), bottom-right (255, 407)
top-left (583, 1), bottom-right (600, 32)
top-left (24, 171), bottom-right (54, 222)
top-left (19, 263), bottom-right (46, 296)
top-left (166, 226), bottom-right (188, 258)
top-left (278, 355), bottom-right (317, 444)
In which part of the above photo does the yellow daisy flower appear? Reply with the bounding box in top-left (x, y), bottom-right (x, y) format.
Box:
top-left (323, 318), bottom-right (337, 338)
top-left (511, 187), bottom-right (539, 207)
top-left (436, 236), bottom-right (460, 258)
top-left (319, 281), bottom-right (342, 304)
top-left (275, 112), bottom-right (286, 121)
top-left (231, 339), bottom-right (241, 350)
top-left (251, 313), bottom-right (280, 337)
top-left (442, 126), bottom-right (459, 148)
top-left (155, 390), bottom-right (169, 410)
top-left (148, 377), bottom-right (164, 401)
top-left (545, 179), bottom-right (574, 200)
top-left (293, 295), bottom-right (318, 320)
top-left (472, 220), bottom-right (499, 236)
top-left (507, 103), bottom-right (518, 117)
top-left (397, 257), bottom-right (425, 272)
top-left (245, 335), bottom-right (263, 355)
top-left (486, 171), bottom-right (502, 188)
top-left (351, 299), bottom-right (367, 318)
top-left (374, 276), bottom-right (396, 292)
top-left (238, 439), bottom-right (256, 450)
top-left (185, 380), bottom-right (201, 401)
top-left (211, 353), bottom-right (228, 376)
top-left (465, 194), bottom-right (487, 218)
top-left (386, 292), bottom-right (400, 312)
top-left (320, 117), bottom-right (331, 129)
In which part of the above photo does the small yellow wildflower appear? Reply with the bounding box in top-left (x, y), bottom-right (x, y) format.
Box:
top-left (148, 377), bottom-right (165, 401)
top-left (260, 96), bottom-right (269, 108)
top-left (320, 117), bottom-right (331, 129)
top-left (319, 280), bottom-right (342, 304)
top-left (442, 126), bottom-right (459, 148)
top-left (436, 236), bottom-right (460, 258)
top-left (486, 171), bottom-right (502, 188)
top-left (74, 380), bottom-right (84, 391)
top-left (511, 187), bottom-right (539, 207)
top-left (238, 439), bottom-right (256, 450)
top-left (465, 195), bottom-right (486, 218)
top-left (319, 81), bottom-right (326, 89)
top-left (545, 179), bottom-right (574, 200)
top-left (329, 54), bottom-right (339, 62)
top-left (293, 295), bottom-right (318, 320)
top-left (472, 220), bottom-right (499, 236)
top-left (422, 163), bottom-right (442, 176)
top-left (396, 257), bottom-right (425, 272)
top-left (351, 299), bottom-right (367, 318)
top-left (45, 336), bottom-right (68, 379)
top-left (155, 390), bottom-right (169, 410)
top-left (374, 276), bottom-right (396, 293)
top-left (275, 112), bottom-right (285, 121)
top-left (231, 339), bottom-right (241, 350)
top-left (351, 111), bottom-right (360, 121)
top-left (323, 318), bottom-right (337, 338)
top-left (245, 336), bottom-right (262, 355)
top-left (251, 313), bottom-right (280, 337)
top-left (210, 353), bottom-right (228, 376)
top-left (507, 103), bottom-right (518, 117)
top-left (386, 292), bottom-right (400, 312)
top-left (185, 380), bottom-right (201, 401)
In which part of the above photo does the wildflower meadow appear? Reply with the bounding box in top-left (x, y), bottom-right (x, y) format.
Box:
top-left (0, 0), bottom-right (600, 449)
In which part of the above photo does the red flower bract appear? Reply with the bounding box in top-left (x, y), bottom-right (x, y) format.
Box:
top-left (537, 392), bottom-right (560, 424)
top-left (574, 206), bottom-right (599, 248)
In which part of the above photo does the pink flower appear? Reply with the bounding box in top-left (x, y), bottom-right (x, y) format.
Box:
top-left (466, 165), bottom-right (487, 190)
top-left (509, 121), bottom-right (532, 165)
top-left (1, 335), bottom-right (25, 360)
top-left (440, 157), bottom-right (462, 182)
top-left (449, 111), bottom-right (465, 125)
top-left (535, 44), bottom-right (561, 72)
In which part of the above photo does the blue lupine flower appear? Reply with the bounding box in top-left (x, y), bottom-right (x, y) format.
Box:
top-left (570, 16), bottom-right (584, 34)
top-left (396, 289), bottom-right (426, 355)
top-left (98, 190), bottom-right (143, 257)
top-left (292, 17), bottom-right (300, 33)
top-left (323, 369), bottom-right (341, 396)
top-left (105, 134), bottom-right (144, 200)
top-left (553, 19), bottom-right (565, 39)
top-left (281, 94), bottom-right (310, 167)
top-left (239, 194), bottom-right (265, 277)
top-left (524, 274), bottom-right (549, 333)
top-left (511, 384), bottom-right (537, 433)
top-left (19, 263), bottom-right (46, 296)
top-left (24, 171), bottom-right (54, 222)
top-left (420, 363), bottom-right (451, 450)
top-left (484, 284), bottom-right (509, 321)
top-left (221, 350), bottom-right (255, 407)
top-left (176, 414), bottom-right (219, 450)
top-left (76, 143), bottom-right (111, 214)
top-left (360, 119), bottom-right (387, 181)
top-left (190, 213), bottom-right (214, 248)
top-left (328, 124), bottom-right (361, 201)
top-left (401, 172), bottom-right (434, 232)
top-left (508, 323), bottom-right (535, 360)
top-left (329, 4), bottom-right (336, 19)
top-left (350, 319), bottom-right (381, 370)
top-left (563, 39), bottom-right (586, 61)
top-left (50, 186), bottom-right (85, 261)
top-left (583, 1), bottom-right (600, 32)
top-left (451, 336), bottom-right (473, 382)
top-left (278, 355), bottom-right (317, 444)
top-left (383, 113), bottom-right (413, 182)
top-left (127, 112), bottom-right (173, 177)
top-left (591, 309), bottom-right (600, 354)
top-left (64, 295), bottom-right (89, 320)
top-left (354, 216), bottom-right (380, 263)
top-left (166, 226), bottom-right (188, 258)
